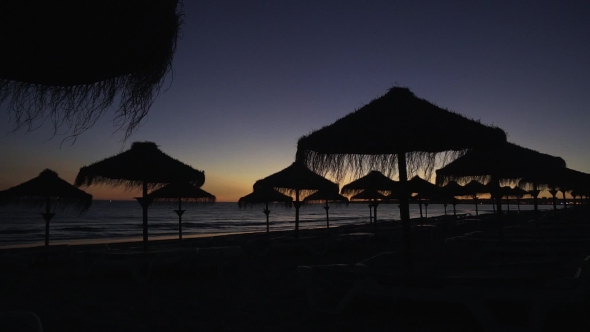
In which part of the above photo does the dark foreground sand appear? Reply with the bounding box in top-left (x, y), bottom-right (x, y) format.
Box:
top-left (1, 209), bottom-right (590, 332)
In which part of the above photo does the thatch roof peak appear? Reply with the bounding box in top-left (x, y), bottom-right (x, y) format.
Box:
top-left (255, 162), bottom-right (338, 197)
top-left (75, 141), bottom-right (205, 189)
top-left (131, 141), bottom-right (160, 150)
top-left (0, 168), bottom-right (92, 212)
top-left (436, 142), bottom-right (566, 187)
top-left (39, 169), bottom-right (59, 178)
top-left (296, 86), bottom-right (507, 181)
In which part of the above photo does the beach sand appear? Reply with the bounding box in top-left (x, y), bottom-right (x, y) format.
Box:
top-left (1, 209), bottom-right (590, 331)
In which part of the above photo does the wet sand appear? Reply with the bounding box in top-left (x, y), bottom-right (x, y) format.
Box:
top-left (1, 209), bottom-right (590, 331)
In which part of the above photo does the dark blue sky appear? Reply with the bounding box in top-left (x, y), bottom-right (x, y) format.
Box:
top-left (1, 0), bottom-right (589, 201)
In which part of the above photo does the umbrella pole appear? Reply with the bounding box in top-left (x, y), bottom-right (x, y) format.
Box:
top-left (41, 196), bottom-right (55, 247)
top-left (532, 182), bottom-right (539, 227)
top-left (324, 200), bottom-right (330, 230)
top-left (425, 201), bottom-right (429, 219)
top-left (561, 190), bottom-right (577, 220)
top-left (444, 204), bottom-right (447, 216)
top-left (264, 202), bottom-right (270, 233)
top-left (369, 203), bottom-right (373, 223)
top-left (143, 182), bottom-right (149, 248)
top-left (491, 175), bottom-right (503, 238)
top-left (373, 201), bottom-right (378, 233)
top-left (398, 153), bottom-right (412, 269)
top-left (474, 196), bottom-right (479, 217)
top-left (550, 189), bottom-right (558, 220)
top-left (135, 181), bottom-right (153, 251)
top-left (294, 190), bottom-right (301, 239)
top-left (176, 197), bottom-right (184, 241)
top-left (418, 200), bottom-right (423, 220)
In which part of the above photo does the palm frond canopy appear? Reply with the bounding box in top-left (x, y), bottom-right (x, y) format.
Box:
top-left (75, 142), bottom-right (205, 189)
top-left (436, 142), bottom-right (566, 186)
top-left (255, 162), bottom-right (339, 197)
top-left (351, 189), bottom-right (387, 200)
top-left (462, 180), bottom-right (490, 196)
top-left (519, 168), bottom-right (590, 192)
top-left (238, 186), bottom-right (293, 208)
top-left (0, 169), bottom-right (92, 212)
top-left (341, 171), bottom-right (398, 195)
top-left (407, 176), bottom-right (438, 197)
top-left (296, 87), bottom-right (507, 180)
top-left (0, 0), bottom-right (182, 140)
top-left (303, 189), bottom-right (349, 204)
top-left (148, 183), bottom-right (215, 204)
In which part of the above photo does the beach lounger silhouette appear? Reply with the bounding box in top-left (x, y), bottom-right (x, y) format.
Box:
top-left (0, 311), bottom-right (43, 332)
top-left (298, 254), bottom-right (590, 332)
top-left (194, 246), bottom-right (244, 277)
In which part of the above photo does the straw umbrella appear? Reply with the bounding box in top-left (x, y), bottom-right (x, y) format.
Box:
top-left (350, 189), bottom-right (388, 230)
top-left (148, 182), bottom-right (215, 240)
top-left (461, 180), bottom-right (489, 216)
top-left (341, 171), bottom-right (398, 231)
top-left (0, 169), bottom-right (92, 246)
top-left (508, 186), bottom-right (530, 213)
top-left (238, 185), bottom-right (293, 233)
top-left (436, 142), bottom-right (566, 233)
top-left (296, 87), bottom-right (506, 267)
top-left (303, 189), bottom-right (348, 231)
top-left (520, 168), bottom-right (590, 218)
top-left (0, 1), bottom-right (182, 141)
top-left (256, 162), bottom-right (338, 239)
top-left (407, 176), bottom-right (437, 220)
top-left (75, 141), bottom-right (205, 250)
top-left (440, 181), bottom-right (464, 217)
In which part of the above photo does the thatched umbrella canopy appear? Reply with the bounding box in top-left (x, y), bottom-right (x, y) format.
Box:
top-left (0, 0), bottom-right (183, 141)
top-left (350, 189), bottom-right (387, 232)
top-left (256, 162), bottom-right (338, 238)
top-left (148, 183), bottom-right (215, 240)
top-left (342, 171), bottom-right (398, 231)
top-left (461, 180), bottom-right (489, 216)
top-left (340, 171), bottom-right (399, 195)
top-left (499, 186), bottom-right (530, 214)
top-left (238, 185), bottom-right (293, 234)
top-left (407, 176), bottom-right (438, 220)
top-left (304, 189), bottom-right (349, 231)
top-left (0, 169), bottom-right (92, 246)
top-left (436, 142), bottom-right (566, 232)
top-left (297, 87), bottom-right (506, 267)
top-left (75, 141), bottom-right (205, 249)
top-left (520, 168), bottom-right (590, 215)
top-left (439, 181), bottom-right (464, 217)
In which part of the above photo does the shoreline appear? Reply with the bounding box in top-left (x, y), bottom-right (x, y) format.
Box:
top-left (0, 208), bottom-right (539, 252)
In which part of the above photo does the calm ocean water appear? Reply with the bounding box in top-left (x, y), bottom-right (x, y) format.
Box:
top-left (0, 200), bottom-right (553, 247)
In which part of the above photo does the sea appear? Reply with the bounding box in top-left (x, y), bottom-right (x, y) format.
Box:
top-left (0, 200), bottom-right (554, 248)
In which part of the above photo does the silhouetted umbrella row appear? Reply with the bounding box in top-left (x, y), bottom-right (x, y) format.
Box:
top-left (238, 185), bottom-right (293, 233)
top-left (436, 142), bottom-right (567, 233)
top-left (148, 182), bottom-right (216, 240)
top-left (303, 189), bottom-right (348, 230)
top-left (297, 86), bottom-right (507, 268)
top-left (0, 169), bottom-right (92, 246)
top-left (75, 141), bottom-right (206, 250)
top-left (256, 162), bottom-right (338, 238)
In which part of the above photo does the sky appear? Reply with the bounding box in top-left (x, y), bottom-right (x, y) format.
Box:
top-left (1, 0), bottom-right (589, 202)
